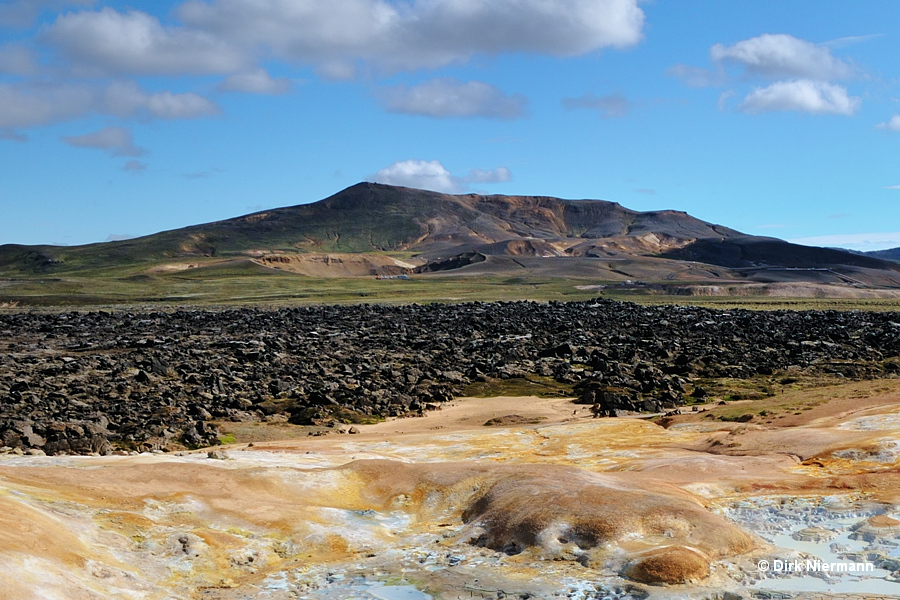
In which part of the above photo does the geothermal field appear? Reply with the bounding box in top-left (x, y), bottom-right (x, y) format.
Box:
top-left (1, 301), bottom-right (900, 599)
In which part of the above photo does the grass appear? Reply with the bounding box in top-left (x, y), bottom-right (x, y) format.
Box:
top-left (218, 433), bottom-right (237, 445)
top-left (3, 261), bottom-right (900, 310)
top-left (0, 253), bottom-right (900, 311)
top-left (0, 270), bottom-right (604, 308)
top-left (688, 370), bottom-right (874, 405)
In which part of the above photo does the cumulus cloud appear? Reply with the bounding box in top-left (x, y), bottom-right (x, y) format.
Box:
top-left (0, 0), bottom-right (94, 28)
top-left (876, 115), bottom-right (900, 132)
top-left (739, 80), bottom-right (860, 116)
top-left (146, 90), bottom-right (220, 119)
top-left (6, 0), bottom-right (645, 135)
top-left (670, 33), bottom-right (867, 117)
top-left (0, 82), bottom-right (95, 129)
top-left (43, 7), bottom-right (249, 75)
top-left (38, 1), bottom-right (644, 78)
top-left (371, 159), bottom-right (461, 193)
top-left (379, 78), bottom-right (526, 119)
top-left (0, 79), bottom-right (219, 135)
top-left (711, 34), bottom-right (855, 80)
top-left (562, 93), bottom-right (632, 118)
top-left (0, 44), bottom-right (38, 75)
top-left (180, 0), bottom-right (645, 72)
top-left (61, 126), bottom-right (146, 156)
top-left (103, 80), bottom-right (220, 119)
top-left (218, 68), bottom-right (292, 94)
top-left (370, 159), bottom-right (512, 193)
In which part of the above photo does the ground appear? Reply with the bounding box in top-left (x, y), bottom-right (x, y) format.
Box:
top-left (1, 381), bottom-right (900, 599)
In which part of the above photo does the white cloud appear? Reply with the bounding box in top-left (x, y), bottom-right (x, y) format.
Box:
top-left (218, 68), bottom-right (292, 94)
top-left (5, 0), bottom-right (644, 136)
top-left (371, 159), bottom-right (461, 193)
top-left (122, 160), bottom-right (146, 173)
top-left (789, 232), bottom-right (900, 252)
top-left (39, 1), bottom-right (644, 78)
top-left (61, 126), bottom-right (146, 156)
top-left (883, 185), bottom-right (900, 190)
top-left (739, 80), bottom-right (860, 116)
top-left (316, 60), bottom-right (357, 81)
top-left (379, 78), bottom-right (526, 119)
top-left (103, 80), bottom-right (220, 119)
top-left (562, 93), bottom-right (632, 118)
top-left (0, 44), bottom-right (38, 75)
top-left (7, 0), bottom-right (644, 136)
top-left (467, 167), bottom-right (511, 184)
top-left (370, 159), bottom-right (512, 193)
top-left (179, 0), bottom-right (645, 72)
top-left (0, 0), bottom-right (94, 28)
top-left (876, 115), bottom-right (900, 132)
top-left (44, 7), bottom-right (249, 75)
top-left (711, 34), bottom-right (855, 80)
top-left (146, 91), bottom-right (220, 119)
top-left (101, 80), bottom-right (147, 116)
top-left (0, 82), bottom-right (95, 129)
top-left (0, 79), bottom-right (219, 135)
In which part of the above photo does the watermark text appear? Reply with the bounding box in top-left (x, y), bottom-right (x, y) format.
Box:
top-left (757, 559), bottom-right (874, 573)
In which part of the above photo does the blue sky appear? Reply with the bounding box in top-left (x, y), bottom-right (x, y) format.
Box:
top-left (2, 0), bottom-right (900, 250)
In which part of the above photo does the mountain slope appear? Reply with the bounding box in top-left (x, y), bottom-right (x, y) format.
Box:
top-left (0, 183), bottom-right (744, 272)
top-left (866, 247), bottom-right (900, 262)
top-left (1, 183), bottom-right (898, 290)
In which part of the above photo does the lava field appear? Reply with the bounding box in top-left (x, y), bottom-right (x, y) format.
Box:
top-left (2, 300), bottom-right (900, 455)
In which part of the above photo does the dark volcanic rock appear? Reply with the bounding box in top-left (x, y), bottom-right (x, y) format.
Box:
top-left (1, 300), bottom-right (899, 454)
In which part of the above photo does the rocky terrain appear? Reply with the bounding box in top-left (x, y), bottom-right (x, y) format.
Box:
top-left (2, 300), bottom-right (900, 456)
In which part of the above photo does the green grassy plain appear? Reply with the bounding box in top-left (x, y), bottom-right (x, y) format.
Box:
top-left (0, 263), bottom-right (598, 308)
top-left (3, 259), bottom-right (900, 311)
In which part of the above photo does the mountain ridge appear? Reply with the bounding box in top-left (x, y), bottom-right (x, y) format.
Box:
top-left (1, 182), bottom-right (898, 290)
top-left (0, 182), bottom-right (753, 265)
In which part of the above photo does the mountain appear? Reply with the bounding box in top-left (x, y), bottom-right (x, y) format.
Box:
top-left (866, 247), bottom-right (900, 262)
top-left (2, 182), bottom-right (899, 289)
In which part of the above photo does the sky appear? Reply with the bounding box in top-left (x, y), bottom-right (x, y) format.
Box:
top-left (2, 1), bottom-right (900, 251)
